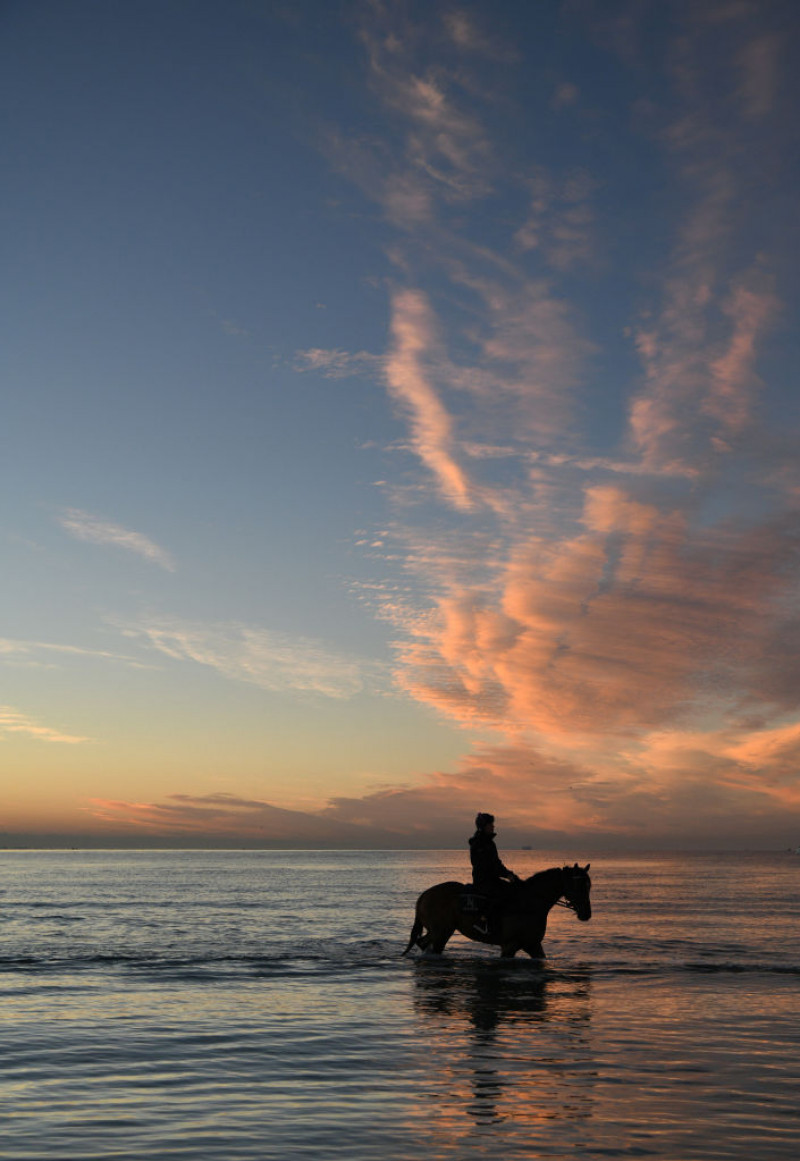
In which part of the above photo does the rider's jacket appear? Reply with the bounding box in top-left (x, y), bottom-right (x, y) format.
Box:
top-left (469, 831), bottom-right (515, 893)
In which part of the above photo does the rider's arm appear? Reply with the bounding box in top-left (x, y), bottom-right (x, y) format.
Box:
top-left (493, 846), bottom-right (518, 881)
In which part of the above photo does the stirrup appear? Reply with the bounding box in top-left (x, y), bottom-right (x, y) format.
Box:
top-left (473, 918), bottom-right (489, 936)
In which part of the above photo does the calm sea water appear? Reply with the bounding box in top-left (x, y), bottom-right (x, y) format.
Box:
top-left (0, 849), bottom-right (798, 1159)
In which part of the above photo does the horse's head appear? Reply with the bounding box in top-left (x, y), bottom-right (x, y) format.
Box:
top-left (561, 863), bottom-right (592, 921)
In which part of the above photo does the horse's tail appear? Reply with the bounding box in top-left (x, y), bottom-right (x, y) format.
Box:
top-left (401, 907), bottom-right (424, 956)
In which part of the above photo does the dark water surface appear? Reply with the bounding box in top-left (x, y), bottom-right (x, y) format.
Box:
top-left (1, 850), bottom-right (798, 1159)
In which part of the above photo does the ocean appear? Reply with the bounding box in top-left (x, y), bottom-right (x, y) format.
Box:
top-left (0, 849), bottom-right (797, 1159)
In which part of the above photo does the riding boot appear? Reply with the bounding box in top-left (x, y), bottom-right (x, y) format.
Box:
top-left (473, 914), bottom-right (490, 937)
top-left (476, 905), bottom-right (501, 941)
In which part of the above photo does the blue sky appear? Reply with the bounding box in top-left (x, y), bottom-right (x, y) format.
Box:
top-left (2, 0), bottom-right (799, 849)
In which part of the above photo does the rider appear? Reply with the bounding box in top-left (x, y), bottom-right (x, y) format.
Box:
top-left (469, 812), bottom-right (520, 937)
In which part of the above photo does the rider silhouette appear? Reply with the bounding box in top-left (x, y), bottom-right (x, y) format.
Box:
top-left (469, 812), bottom-right (519, 938)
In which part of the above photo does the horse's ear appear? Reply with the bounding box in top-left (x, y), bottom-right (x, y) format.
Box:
top-left (584, 863), bottom-right (590, 871)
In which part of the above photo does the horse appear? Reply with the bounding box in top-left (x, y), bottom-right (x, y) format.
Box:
top-left (402, 863), bottom-right (591, 959)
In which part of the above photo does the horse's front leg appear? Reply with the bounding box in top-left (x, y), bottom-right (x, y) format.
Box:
top-left (522, 941), bottom-right (545, 959)
top-left (499, 914), bottom-right (530, 957)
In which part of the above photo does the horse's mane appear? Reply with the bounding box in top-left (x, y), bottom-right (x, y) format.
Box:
top-left (525, 865), bottom-right (564, 888)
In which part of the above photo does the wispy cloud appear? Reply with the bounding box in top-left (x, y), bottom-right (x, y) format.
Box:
top-left (385, 288), bottom-right (474, 510)
top-left (321, 6), bottom-right (503, 233)
top-left (312, 5), bottom-right (597, 515)
top-left (293, 348), bottom-right (384, 378)
top-left (630, 261), bottom-right (779, 471)
top-left (703, 273), bottom-right (779, 435)
top-left (0, 705), bottom-right (90, 744)
top-left (626, 9), bottom-right (783, 474)
top-left (58, 509), bottom-right (176, 571)
top-left (515, 169), bottom-right (596, 271)
top-left (738, 33), bottom-right (779, 121)
top-left (361, 22), bottom-right (495, 207)
top-left (221, 318), bottom-right (250, 337)
top-left (440, 8), bottom-right (518, 62)
top-left (550, 81), bottom-right (580, 111)
top-left (116, 616), bottom-right (370, 699)
top-left (0, 637), bottom-right (152, 669)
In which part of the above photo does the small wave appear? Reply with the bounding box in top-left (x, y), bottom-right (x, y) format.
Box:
top-left (2, 945), bottom-right (797, 984)
top-left (0, 944), bottom-right (406, 983)
top-left (582, 960), bottom-right (800, 979)
top-left (681, 961), bottom-right (800, 975)
top-left (36, 913), bottom-right (85, 922)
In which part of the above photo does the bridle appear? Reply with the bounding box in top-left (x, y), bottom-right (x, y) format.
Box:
top-left (555, 868), bottom-right (589, 912)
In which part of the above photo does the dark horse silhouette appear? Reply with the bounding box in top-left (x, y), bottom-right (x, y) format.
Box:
top-left (402, 864), bottom-right (592, 959)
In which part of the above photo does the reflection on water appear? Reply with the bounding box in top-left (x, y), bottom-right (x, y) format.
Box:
top-left (412, 960), bottom-right (594, 1139)
top-left (413, 958), bottom-right (555, 1028)
top-left (407, 956), bottom-right (799, 1159)
top-left (2, 851), bottom-right (798, 1160)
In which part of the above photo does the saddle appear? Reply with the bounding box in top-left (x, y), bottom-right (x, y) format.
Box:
top-left (459, 887), bottom-right (505, 939)
top-left (459, 882), bottom-right (521, 935)
top-left (458, 889), bottom-right (488, 915)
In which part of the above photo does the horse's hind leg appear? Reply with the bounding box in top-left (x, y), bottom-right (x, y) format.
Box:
top-left (401, 916), bottom-right (423, 956)
top-left (426, 925), bottom-right (454, 955)
top-left (401, 917), bottom-right (436, 955)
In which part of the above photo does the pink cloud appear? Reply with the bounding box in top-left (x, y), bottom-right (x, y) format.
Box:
top-left (703, 277), bottom-right (779, 433)
top-left (0, 705), bottom-right (90, 744)
top-left (361, 20), bottom-right (494, 205)
top-left (626, 16), bottom-right (781, 475)
top-left (83, 727), bottom-right (800, 849)
top-left (384, 485), bottom-right (800, 744)
top-left (630, 264), bottom-right (778, 471)
top-left (515, 168), bottom-right (595, 271)
top-left (385, 288), bottom-right (474, 509)
top-left (725, 722), bottom-right (800, 800)
top-left (739, 33), bottom-right (779, 121)
top-left (550, 82), bottom-right (580, 110)
top-left (320, 727), bottom-right (800, 849)
top-left (477, 282), bottom-right (593, 424)
top-left (293, 348), bottom-right (384, 378)
top-left (85, 793), bottom-right (405, 846)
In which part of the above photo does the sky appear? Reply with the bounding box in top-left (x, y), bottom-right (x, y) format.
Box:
top-left (2, 0), bottom-right (800, 850)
